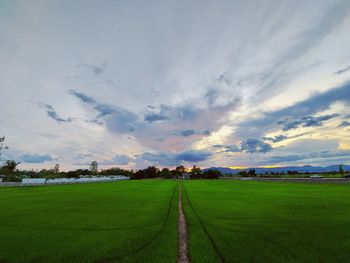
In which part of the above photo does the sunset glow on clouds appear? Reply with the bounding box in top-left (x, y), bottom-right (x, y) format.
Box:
top-left (1, 0), bottom-right (350, 170)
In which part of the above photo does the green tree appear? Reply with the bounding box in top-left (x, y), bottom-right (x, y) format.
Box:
top-left (202, 169), bottom-right (222, 179)
top-left (159, 168), bottom-right (173, 178)
top-left (66, 170), bottom-right (80, 178)
top-left (1, 160), bottom-right (21, 182)
top-left (248, 169), bottom-right (256, 177)
top-left (171, 165), bottom-right (186, 178)
top-left (1, 160), bottom-right (20, 174)
top-left (190, 165), bottom-right (201, 179)
top-left (339, 165), bottom-right (344, 176)
top-left (144, 166), bottom-right (159, 178)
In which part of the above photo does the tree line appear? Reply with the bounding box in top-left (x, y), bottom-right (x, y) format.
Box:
top-left (0, 162), bottom-right (221, 182)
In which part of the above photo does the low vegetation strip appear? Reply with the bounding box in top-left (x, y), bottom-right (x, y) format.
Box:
top-left (178, 185), bottom-right (190, 263)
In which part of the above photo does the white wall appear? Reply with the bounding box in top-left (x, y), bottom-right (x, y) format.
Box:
top-left (22, 178), bottom-right (46, 184)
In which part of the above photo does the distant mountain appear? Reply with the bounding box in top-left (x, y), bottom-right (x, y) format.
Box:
top-left (204, 165), bottom-right (350, 174)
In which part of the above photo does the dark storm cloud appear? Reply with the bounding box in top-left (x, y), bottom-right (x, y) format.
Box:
top-left (38, 103), bottom-right (72, 124)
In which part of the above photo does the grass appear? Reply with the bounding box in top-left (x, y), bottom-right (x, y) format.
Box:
top-left (0, 180), bottom-right (178, 263)
top-left (182, 180), bottom-right (350, 263)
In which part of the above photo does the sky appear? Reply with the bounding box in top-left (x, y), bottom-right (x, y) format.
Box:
top-left (1, 0), bottom-right (350, 170)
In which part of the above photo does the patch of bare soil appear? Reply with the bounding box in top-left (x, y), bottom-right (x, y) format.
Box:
top-left (178, 186), bottom-right (190, 263)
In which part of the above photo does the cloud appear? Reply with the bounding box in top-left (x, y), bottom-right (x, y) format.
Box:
top-left (265, 150), bottom-right (350, 164)
top-left (147, 104), bottom-right (201, 122)
top-left (79, 63), bottom-right (106, 75)
top-left (73, 153), bottom-right (92, 161)
top-left (339, 121), bottom-right (350, 127)
top-left (214, 139), bottom-right (272, 153)
top-left (38, 103), bottom-right (72, 124)
top-left (20, 153), bottom-right (53, 163)
top-left (174, 129), bottom-right (196, 137)
top-left (212, 144), bottom-right (240, 152)
top-left (280, 113), bottom-right (340, 131)
top-left (333, 66), bottom-right (350, 75)
top-left (223, 145), bottom-right (241, 152)
top-left (69, 89), bottom-right (239, 152)
top-left (101, 154), bottom-right (132, 165)
top-left (274, 84), bottom-right (349, 121)
top-left (240, 138), bottom-right (273, 153)
top-left (263, 134), bottom-right (288, 143)
top-left (171, 129), bottom-right (211, 138)
top-left (236, 82), bottom-right (350, 138)
top-left (2, 1), bottom-right (350, 170)
top-left (263, 133), bottom-right (307, 143)
top-left (202, 130), bottom-right (211, 136)
top-left (140, 150), bottom-right (212, 166)
top-left (252, 1), bottom-right (350, 100)
top-left (140, 152), bottom-right (177, 166)
top-left (69, 90), bottom-right (96, 104)
top-left (176, 150), bottom-right (212, 162)
top-left (70, 89), bottom-right (138, 133)
top-left (105, 109), bottom-right (138, 133)
top-left (144, 113), bottom-right (169, 123)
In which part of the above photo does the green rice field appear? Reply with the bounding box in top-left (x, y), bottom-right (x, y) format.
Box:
top-left (1, 179), bottom-right (350, 262)
top-left (182, 180), bottom-right (350, 262)
top-left (0, 180), bottom-right (178, 263)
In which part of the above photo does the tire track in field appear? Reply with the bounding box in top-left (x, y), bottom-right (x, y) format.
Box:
top-left (178, 185), bottom-right (190, 263)
top-left (95, 183), bottom-right (178, 263)
top-left (1, 224), bottom-right (156, 232)
top-left (183, 185), bottom-right (225, 263)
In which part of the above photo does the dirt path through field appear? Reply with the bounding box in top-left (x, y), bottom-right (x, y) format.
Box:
top-left (178, 185), bottom-right (190, 263)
